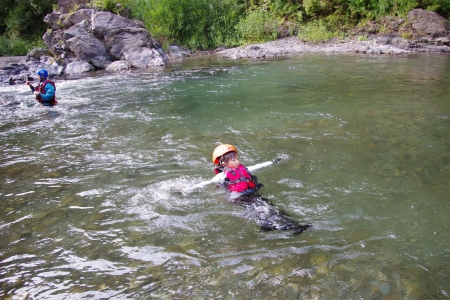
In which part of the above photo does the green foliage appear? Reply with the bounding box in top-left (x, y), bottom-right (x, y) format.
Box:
top-left (0, 0), bottom-right (55, 56)
top-left (401, 31), bottom-right (413, 39)
top-left (304, 0), bottom-right (320, 18)
top-left (298, 19), bottom-right (343, 43)
top-left (2, 0), bottom-right (56, 38)
top-left (0, 0), bottom-right (14, 34)
top-left (270, 0), bottom-right (302, 21)
top-left (236, 9), bottom-right (280, 43)
top-left (0, 34), bottom-right (46, 56)
top-left (92, 0), bottom-right (122, 14)
top-left (420, 0), bottom-right (450, 18)
top-left (121, 0), bottom-right (244, 50)
top-left (357, 34), bottom-right (370, 41)
top-left (92, 0), bottom-right (113, 12)
top-left (343, 0), bottom-right (420, 19)
top-left (1, 0), bottom-right (450, 56)
top-left (250, 0), bottom-right (303, 21)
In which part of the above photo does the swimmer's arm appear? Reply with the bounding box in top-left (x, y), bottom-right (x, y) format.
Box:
top-left (184, 172), bottom-right (226, 193)
top-left (26, 81), bottom-right (36, 92)
top-left (247, 161), bottom-right (273, 172)
top-left (182, 158), bottom-right (283, 195)
top-left (247, 158), bottom-right (283, 172)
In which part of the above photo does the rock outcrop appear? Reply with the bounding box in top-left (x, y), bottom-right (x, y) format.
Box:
top-left (1, 8), bottom-right (449, 85)
top-left (0, 7), bottom-right (168, 84)
top-left (357, 9), bottom-right (450, 53)
top-left (43, 9), bottom-right (168, 71)
top-left (217, 9), bottom-right (450, 60)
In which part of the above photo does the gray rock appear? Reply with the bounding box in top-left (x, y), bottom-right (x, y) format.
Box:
top-left (65, 61), bottom-right (95, 74)
top-left (408, 9), bottom-right (450, 38)
top-left (91, 11), bottom-right (145, 37)
top-left (106, 60), bottom-right (131, 72)
top-left (40, 8), bottom-right (167, 74)
top-left (66, 33), bottom-right (112, 68)
top-left (64, 9), bottom-right (94, 28)
top-left (168, 44), bottom-right (192, 59)
top-left (122, 47), bottom-right (166, 68)
top-left (1, 8), bottom-right (449, 85)
top-left (105, 27), bottom-right (155, 60)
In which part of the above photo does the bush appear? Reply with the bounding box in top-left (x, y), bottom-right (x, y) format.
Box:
top-left (298, 19), bottom-right (343, 43)
top-left (236, 9), bottom-right (281, 44)
top-left (2, 0), bottom-right (55, 38)
top-left (420, 0), bottom-right (450, 18)
top-left (344, 0), bottom-right (420, 19)
top-left (0, 34), bottom-right (46, 56)
top-left (122, 0), bottom-right (244, 50)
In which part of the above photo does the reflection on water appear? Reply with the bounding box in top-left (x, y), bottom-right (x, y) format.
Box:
top-left (1, 54), bottom-right (449, 299)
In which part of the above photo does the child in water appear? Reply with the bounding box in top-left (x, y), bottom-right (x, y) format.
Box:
top-left (210, 144), bottom-right (311, 234)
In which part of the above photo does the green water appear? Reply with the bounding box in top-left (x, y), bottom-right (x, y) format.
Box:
top-left (0, 53), bottom-right (449, 299)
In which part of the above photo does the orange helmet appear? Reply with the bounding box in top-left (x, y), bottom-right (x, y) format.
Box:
top-left (212, 144), bottom-right (238, 164)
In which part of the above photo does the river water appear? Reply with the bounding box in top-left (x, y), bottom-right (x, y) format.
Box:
top-left (1, 53), bottom-right (449, 299)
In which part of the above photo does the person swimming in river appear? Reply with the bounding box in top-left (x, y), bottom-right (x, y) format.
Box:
top-left (26, 69), bottom-right (57, 106)
top-left (189, 144), bottom-right (311, 234)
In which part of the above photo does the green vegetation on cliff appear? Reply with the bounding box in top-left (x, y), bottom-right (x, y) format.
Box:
top-left (1, 0), bottom-right (449, 56)
top-left (0, 0), bottom-right (54, 55)
top-left (100, 0), bottom-right (450, 49)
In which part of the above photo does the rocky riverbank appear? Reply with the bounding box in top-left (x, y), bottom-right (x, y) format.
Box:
top-left (214, 9), bottom-right (450, 59)
top-left (1, 8), bottom-right (449, 86)
top-left (213, 36), bottom-right (408, 60)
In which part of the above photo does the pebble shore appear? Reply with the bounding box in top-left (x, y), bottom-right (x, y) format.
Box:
top-left (215, 36), bottom-right (416, 60)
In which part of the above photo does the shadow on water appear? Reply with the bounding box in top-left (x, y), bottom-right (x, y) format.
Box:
top-left (0, 53), bottom-right (449, 299)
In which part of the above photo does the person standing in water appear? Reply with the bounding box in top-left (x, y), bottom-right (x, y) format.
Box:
top-left (210, 144), bottom-right (311, 234)
top-left (26, 69), bottom-right (57, 106)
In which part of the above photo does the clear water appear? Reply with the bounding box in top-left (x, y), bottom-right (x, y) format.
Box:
top-left (1, 53), bottom-right (449, 299)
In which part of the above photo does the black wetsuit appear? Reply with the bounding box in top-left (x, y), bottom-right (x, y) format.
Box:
top-left (216, 164), bottom-right (311, 234)
top-left (232, 192), bottom-right (311, 234)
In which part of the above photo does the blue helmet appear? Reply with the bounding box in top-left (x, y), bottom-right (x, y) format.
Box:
top-left (37, 69), bottom-right (48, 78)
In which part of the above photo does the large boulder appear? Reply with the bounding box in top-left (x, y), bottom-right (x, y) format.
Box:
top-left (405, 9), bottom-right (450, 52)
top-left (352, 9), bottom-right (450, 53)
top-left (1, 8), bottom-right (170, 84)
top-left (106, 60), bottom-right (132, 72)
top-left (408, 9), bottom-right (450, 38)
top-left (65, 60), bottom-right (95, 74)
top-left (42, 9), bottom-right (168, 72)
top-left (64, 20), bottom-right (113, 68)
top-left (122, 47), bottom-right (167, 68)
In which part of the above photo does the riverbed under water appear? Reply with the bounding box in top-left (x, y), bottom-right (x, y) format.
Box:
top-left (1, 53), bottom-right (449, 299)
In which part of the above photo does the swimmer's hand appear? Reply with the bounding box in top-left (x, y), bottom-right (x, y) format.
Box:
top-left (179, 188), bottom-right (189, 196)
top-left (272, 157), bottom-right (284, 164)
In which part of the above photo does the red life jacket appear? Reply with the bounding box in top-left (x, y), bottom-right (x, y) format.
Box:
top-left (225, 164), bottom-right (257, 193)
top-left (36, 80), bottom-right (57, 105)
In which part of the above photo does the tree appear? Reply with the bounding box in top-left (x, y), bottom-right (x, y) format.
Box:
top-left (1, 0), bottom-right (56, 38)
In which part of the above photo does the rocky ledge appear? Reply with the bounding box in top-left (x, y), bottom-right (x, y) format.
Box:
top-left (1, 8), bottom-right (449, 85)
top-left (216, 9), bottom-right (450, 59)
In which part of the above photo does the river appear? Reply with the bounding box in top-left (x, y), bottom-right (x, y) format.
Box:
top-left (1, 53), bottom-right (449, 299)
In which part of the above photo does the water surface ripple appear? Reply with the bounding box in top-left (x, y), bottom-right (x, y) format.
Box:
top-left (1, 54), bottom-right (449, 299)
